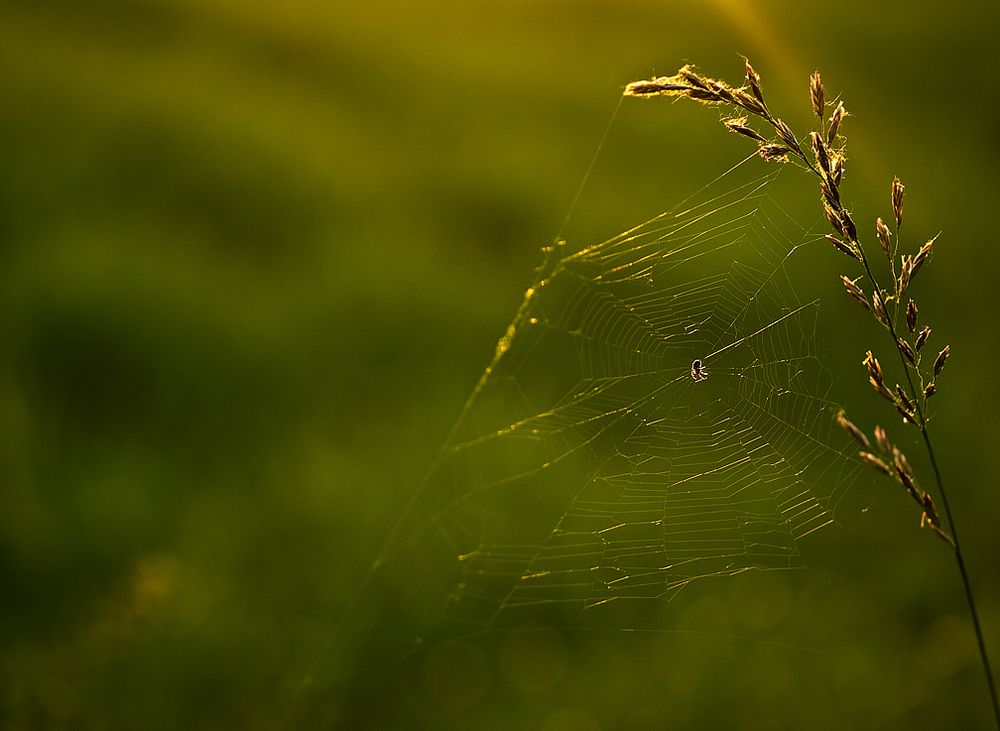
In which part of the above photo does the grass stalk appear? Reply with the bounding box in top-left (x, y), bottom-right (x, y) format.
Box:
top-left (625, 60), bottom-right (999, 726)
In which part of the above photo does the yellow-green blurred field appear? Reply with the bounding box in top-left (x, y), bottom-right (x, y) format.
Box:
top-left (2, 1), bottom-right (1000, 728)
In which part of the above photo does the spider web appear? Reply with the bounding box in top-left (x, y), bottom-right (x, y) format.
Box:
top-left (361, 148), bottom-right (864, 652)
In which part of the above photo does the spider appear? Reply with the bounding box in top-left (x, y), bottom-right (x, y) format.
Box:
top-left (690, 358), bottom-right (708, 382)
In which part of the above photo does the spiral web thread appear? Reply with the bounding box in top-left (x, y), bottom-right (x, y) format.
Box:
top-left (381, 162), bottom-right (862, 635)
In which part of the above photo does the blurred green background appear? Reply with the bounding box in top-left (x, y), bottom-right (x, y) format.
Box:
top-left (2, 0), bottom-right (999, 728)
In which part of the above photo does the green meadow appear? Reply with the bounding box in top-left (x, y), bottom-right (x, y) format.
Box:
top-left (2, 1), bottom-right (999, 728)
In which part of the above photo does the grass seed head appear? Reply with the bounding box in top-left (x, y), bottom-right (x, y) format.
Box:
top-left (826, 234), bottom-right (857, 259)
top-left (892, 176), bottom-right (905, 227)
top-left (839, 208), bottom-right (858, 241)
top-left (906, 299), bottom-right (918, 333)
top-left (708, 80), bottom-right (737, 104)
top-left (910, 236), bottom-right (936, 281)
top-left (860, 451), bottom-right (891, 476)
top-left (827, 101), bottom-right (846, 143)
top-left (810, 71), bottom-right (825, 120)
top-left (919, 494), bottom-right (948, 542)
top-left (830, 153), bottom-right (844, 185)
top-left (837, 409), bottom-right (871, 448)
top-left (677, 65), bottom-right (709, 90)
top-left (898, 470), bottom-right (917, 495)
top-left (758, 143), bottom-right (791, 162)
top-left (898, 337), bottom-right (917, 365)
top-left (864, 351), bottom-right (883, 382)
top-left (824, 204), bottom-right (841, 234)
top-left (896, 384), bottom-right (914, 412)
top-left (916, 325), bottom-right (931, 351)
top-left (687, 87), bottom-right (724, 103)
top-left (870, 376), bottom-right (896, 403)
top-left (821, 179), bottom-right (841, 207)
top-left (933, 345), bottom-right (950, 376)
top-left (841, 275), bottom-right (869, 308)
top-left (774, 118), bottom-right (803, 154)
top-left (876, 217), bottom-right (892, 256)
top-left (872, 291), bottom-right (890, 327)
top-left (624, 78), bottom-right (689, 96)
top-left (624, 66), bottom-right (722, 98)
top-left (811, 131), bottom-right (831, 175)
top-left (898, 256), bottom-right (912, 296)
top-left (626, 62), bottom-right (958, 549)
top-left (893, 447), bottom-right (917, 487)
top-left (724, 116), bottom-right (766, 142)
top-left (732, 87), bottom-right (765, 115)
top-left (874, 425), bottom-right (890, 453)
top-left (745, 59), bottom-right (765, 107)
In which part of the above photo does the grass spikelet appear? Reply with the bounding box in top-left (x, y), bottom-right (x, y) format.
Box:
top-left (723, 116), bottom-right (766, 142)
top-left (624, 77), bottom-right (689, 97)
top-left (810, 71), bottom-right (825, 121)
top-left (860, 451), bottom-right (891, 476)
top-left (677, 64), bottom-right (709, 89)
top-left (841, 275), bottom-right (869, 309)
top-left (898, 337), bottom-right (917, 365)
top-left (830, 153), bottom-right (844, 185)
top-left (910, 236), bottom-right (937, 281)
top-left (906, 299), bottom-right (918, 333)
top-left (934, 345), bottom-right (950, 376)
top-left (872, 291), bottom-right (890, 327)
top-left (876, 217), bottom-right (892, 257)
top-left (824, 204), bottom-right (844, 236)
top-left (827, 234), bottom-right (857, 259)
top-left (774, 118), bottom-right (803, 155)
top-left (758, 143), bottom-right (791, 162)
top-left (874, 425), bottom-right (890, 453)
top-left (870, 376), bottom-right (895, 403)
top-left (811, 131), bottom-right (831, 175)
top-left (893, 446), bottom-right (918, 495)
top-left (863, 350), bottom-right (883, 383)
top-left (841, 210), bottom-right (858, 242)
top-left (899, 256), bottom-right (913, 296)
top-left (916, 325), bottom-right (931, 351)
top-left (744, 58), bottom-right (765, 108)
top-left (837, 409), bottom-right (871, 448)
top-left (892, 176), bottom-right (905, 227)
top-left (896, 384), bottom-right (915, 412)
top-left (820, 178), bottom-right (841, 207)
top-left (827, 101), bottom-right (846, 143)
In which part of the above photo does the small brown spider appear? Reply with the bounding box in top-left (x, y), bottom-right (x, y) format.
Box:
top-left (690, 359), bottom-right (708, 382)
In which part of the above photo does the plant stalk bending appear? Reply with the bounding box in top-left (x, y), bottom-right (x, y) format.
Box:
top-left (624, 60), bottom-right (1000, 728)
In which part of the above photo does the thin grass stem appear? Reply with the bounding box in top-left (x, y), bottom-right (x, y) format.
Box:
top-left (625, 60), bottom-right (1000, 726)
